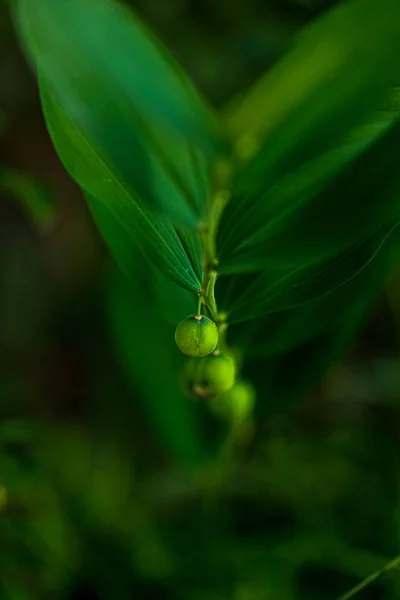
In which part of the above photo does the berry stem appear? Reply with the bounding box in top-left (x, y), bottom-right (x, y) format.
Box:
top-left (198, 173), bottom-right (232, 341)
top-left (196, 294), bottom-right (202, 318)
top-left (205, 270), bottom-right (218, 317)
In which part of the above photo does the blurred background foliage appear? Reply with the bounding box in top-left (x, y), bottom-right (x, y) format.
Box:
top-left (1, 0), bottom-right (400, 599)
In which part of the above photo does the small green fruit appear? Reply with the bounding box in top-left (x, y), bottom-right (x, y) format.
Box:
top-left (193, 353), bottom-right (236, 394)
top-left (209, 380), bottom-right (255, 423)
top-left (175, 315), bottom-right (218, 357)
top-left (180, 358), bottom-right (219, 399)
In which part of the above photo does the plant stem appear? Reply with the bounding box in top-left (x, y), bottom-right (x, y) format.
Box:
top-left (337, 554), bottom-right (400, 600)
top-left (207, 189), bottom-right (230, 265)
top-left (205, 270), bottom-right (218, 318)
top-left (199, 190), bottom-right (230, 327)
top-left (196, 294), bottom-right (202, 318)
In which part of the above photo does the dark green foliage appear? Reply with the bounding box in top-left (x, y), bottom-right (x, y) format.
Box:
top-left (224, 0), bottom-right (400, 182)
top-left (10, 0), bottom-right (400, 453)
top-left (217, 1), bottom-right (400, 319)
top-left (14, 0), bottom-right (219, 225)
top-left (40, 84), bottom-right (204, 293)
top-left (5, 0), bottom-right (400, 599)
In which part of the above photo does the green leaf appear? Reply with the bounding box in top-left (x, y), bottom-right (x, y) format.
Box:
top-left (220, 213), bottom-right (400, 323)
top-left (219, 108), bottom-right (400, 273)
top-left (218, 0), bottom-right (400, 302)
top-left (240, 226), bottom-right (400, 418)
top-left (218, 102), bottom-right (400, 320)
top-left (225, 0), bottom-right (400, 180)
top-left (0, 168), bottom-right (54, 230)
top-left (89, 193), bottom-right (202, 293)
top-left (232, 229), bottom-right (400, 358)
top-left (14, 0), bottom-right (218, 226)
top-left (40, 83), bottom-right (202, 292)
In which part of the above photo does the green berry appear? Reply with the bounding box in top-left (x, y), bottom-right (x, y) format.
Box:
top-left (175, 315), bottom-right (218, 357)
top-left (209, 380), bottom-right (255, 423)
top-left (180, 358), bottom-right (219, 399)
top-left (193, 353), bottom-right (236, 394)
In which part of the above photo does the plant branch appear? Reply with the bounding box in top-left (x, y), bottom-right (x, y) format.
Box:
top-left (337, 554), bottom-right (400, 600)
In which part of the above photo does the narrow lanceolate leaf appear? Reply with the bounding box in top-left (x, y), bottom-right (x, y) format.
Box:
top-left (218, 0), bottom-right (400, 314)
top-left (40, 86), bottom-right (201, 292)
top-left (220, 212), bottom-right (400, 323)
top-left (88, 194), bottom-right (202, 292)
top-left (219, 112), bottom-right (400, 274)
top-left (13, 0), bottom-right (218, 227)
top-left (218, 0), bottom-right (400, 320)
top-left (233, 226), bottom-right (400, 420)
top-left (225, 0), bottom-right (400, 182)
top-left (217, 115), bottom-right (400, 318)
top-left (233, 226), bottom-right (400, 359)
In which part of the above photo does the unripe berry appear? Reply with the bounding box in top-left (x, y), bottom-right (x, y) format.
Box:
top-left (209, 380), bottom-right (255, 423)
top-left (180, 358), bottom-right (219, 399)
top-left (175, 315), bottom-right (218, 357)
top-left (193, 353), bottom-right (236, 394)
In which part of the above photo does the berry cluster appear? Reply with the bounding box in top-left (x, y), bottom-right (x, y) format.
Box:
top-left (175, 314), bottom-right (255, 423)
